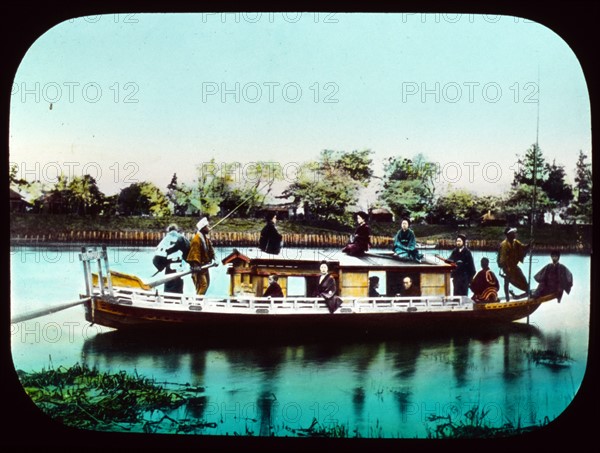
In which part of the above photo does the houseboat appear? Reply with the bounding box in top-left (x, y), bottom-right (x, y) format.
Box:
top-left (82, 246), bottom-right (555, 336)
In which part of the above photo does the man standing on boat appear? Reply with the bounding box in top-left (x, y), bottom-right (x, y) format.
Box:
top-left (498, 227), bottom-right (532, 301)
top-left (187, 217), bottom-right (217, 295)
top-left (342, 211), bottom-right (371, 256)
top-left (446, 234), bottom-right (476, 296)
top-left (470, 257), bottom-right (500, 302)
top-left (532, 250), bottom-right (573, 303)
top-left (392, 218), bottom-right (423, 262)
top-left (152, 224), bottom-right (190, 294)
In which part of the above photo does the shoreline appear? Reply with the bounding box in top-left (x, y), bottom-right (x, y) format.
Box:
top-left (9, 230), bottom-right (591, 254)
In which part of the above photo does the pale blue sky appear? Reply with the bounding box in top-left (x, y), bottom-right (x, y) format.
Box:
top-left (9, 13), bottom-right (591, 200)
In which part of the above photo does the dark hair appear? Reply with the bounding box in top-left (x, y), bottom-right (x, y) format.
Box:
top-left (269, 274), bottom-right (279, 282)
top-left (369, 276), bottom-right (379, 284)
top-left (481, 257), bottom-right (490, 266)
top-left (265, 211), bottom-right (277, 222)
top-left (401, 217), bottom-right (411, 225)
top-left (550, 250), bottom-right (561, 258)
top-left (356, 211), bottom-right (369, 222)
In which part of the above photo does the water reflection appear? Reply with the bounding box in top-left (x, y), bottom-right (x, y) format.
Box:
top-left (80, 322), bottom-right (550, 436)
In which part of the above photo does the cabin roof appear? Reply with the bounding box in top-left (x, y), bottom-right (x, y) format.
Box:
top-left (222, 247), bottom-right (453, 271)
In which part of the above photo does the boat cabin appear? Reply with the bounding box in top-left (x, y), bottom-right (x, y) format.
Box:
top-left (222, 248), bottom-right (454, 299)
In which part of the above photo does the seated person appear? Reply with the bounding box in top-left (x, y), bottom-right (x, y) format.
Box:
top-left (342, 211), bottom-right (371, 256)
top-left (392, 218), bottom-right (423, 262)
top-left (469, 257), bottom-right (500, 302)
top-left (399, 276), bottom-right (421, 297)
top-left (263, 274), bottom-right (284, 298)
top-left (368, 276), bottom-right (380, 297)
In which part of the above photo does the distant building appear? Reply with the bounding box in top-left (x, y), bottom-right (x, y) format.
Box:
top-left (480, 210), bottom-right (506, 226)
top-left (9, 188), bottom-right (30, 213)
top-left (257, 202), bottom-right (298, 220)
top-left (369, 207), bottom-right (394, 223)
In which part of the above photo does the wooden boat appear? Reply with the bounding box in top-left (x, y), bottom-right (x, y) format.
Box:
top-left (81, 246), bottom-right (556, 335)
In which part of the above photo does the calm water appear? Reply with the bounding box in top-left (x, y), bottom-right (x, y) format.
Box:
top-left (9, 245), bottom-right (591, 438)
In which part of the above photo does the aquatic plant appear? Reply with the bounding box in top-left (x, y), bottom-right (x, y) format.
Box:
top-left (17, 363), bottom-right (210, 432)
top-left (525, 348), bottom-right (573, 369)
top-left (425, 405), bottom-right (544, 439)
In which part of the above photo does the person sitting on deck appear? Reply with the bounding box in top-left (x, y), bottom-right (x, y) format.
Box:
top-left (314, 261), bottom-right (343, 314)
top-left (532, 250), bottom-right (573, 303)
top-left (342, 211), bottom-right (372, 257)
top-left (470, 257), bottom-right (500, 303)
top-left (498, 226), bottom-right (533, 301)
top-left (399, 276), bottom-right (421, 297)
top-left (263, 274), bottom-right (284, 298)
top-left (368, 276), bottom-right (381, 297)
top-left (392, 218), bottom-right (423, 263)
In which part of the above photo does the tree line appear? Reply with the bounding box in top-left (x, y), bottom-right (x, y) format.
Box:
top-left (9, 147), bottom-right (592, 226)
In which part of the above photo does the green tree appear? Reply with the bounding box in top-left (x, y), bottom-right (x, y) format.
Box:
top-left (568, 150), bottom-right (593, 223)
top-left (431, 189), bottom-right (478, 226)
top-left (66, 175), bottom-right (105, 216)
top-left (380, 153), bottom-right (437, 221)
top-left (512, 143), bottom-right (546, 188)
top-left (502, 184), bottom-right (552, 227)
top-left (117, 181), bottom-right (170, 216)
top-left (282, 150), bottom-right (373, 224)
top-left (542, 160), bottom-right (573, 224)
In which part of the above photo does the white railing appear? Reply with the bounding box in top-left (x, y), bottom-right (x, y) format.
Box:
top-left (97, 287), bottom-right (469, 313)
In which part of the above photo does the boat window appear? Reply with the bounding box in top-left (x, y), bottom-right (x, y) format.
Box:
top-left (368, 270), bottom-right (386, 296)
top-left (286, 276), bottom-right (306, 297)
top-left (387, 272), bottom-right (421, 296)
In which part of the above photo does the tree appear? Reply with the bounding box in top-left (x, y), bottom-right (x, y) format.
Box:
top-left (379, 153), bottom-right (437, 221)
top-left (542, 160), bottom-right (573, 224)
top-left (117, 181), bottom-right (170, 216)
top-left (502, 184), bottom-right (552, 227)
top-left (512, 143), bottom-right (546, 188)
top-left (431, 189), bottom-right (478, 226)
top-left (282, 150), bottom-right (373, 224)
top-left (66, 175), bottom-right (105, 216)
top-left (568, 150), bottom-right (593, 223)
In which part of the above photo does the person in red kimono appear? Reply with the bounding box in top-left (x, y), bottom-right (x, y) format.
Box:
top-left (470, 257), bottom-right (500, 302)
top-left (342, 211), bottom-right (371, 256)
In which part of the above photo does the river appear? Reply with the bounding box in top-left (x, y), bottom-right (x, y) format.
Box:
top-left (9, 244), bottom-right (591, 438)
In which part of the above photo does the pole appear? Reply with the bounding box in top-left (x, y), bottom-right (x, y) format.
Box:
top-left (209, 180), bottom-right (273, 231)
top-left (11, 298), bottom-right (91, 324)
top-left (526, 67), bottom-right (540, 323)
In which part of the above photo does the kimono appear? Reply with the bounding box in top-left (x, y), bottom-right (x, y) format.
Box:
top-left (315, 274), bottom-right (343, 313)
top-left (498, 239), bottom-right (529, 292)
top-left (187, 231), bottom-right (215, 295)
top-left (533, 262), bottom-right (573, 302)
top-left (392, 228), bottom-right (423, 262)
top-left (342, 223), bottom-right (371, 256)
top-left (470, 268), bottom-right (500, 302)
top-left (263, 282), bottom-right (284, 298)
top-left (447, 246), bottom-right (476, 296)
top-left (259, 221), bottom-right (282, 255)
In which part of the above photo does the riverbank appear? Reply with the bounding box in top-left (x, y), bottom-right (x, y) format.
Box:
top-left (9, 214), bottom-right (592, 253)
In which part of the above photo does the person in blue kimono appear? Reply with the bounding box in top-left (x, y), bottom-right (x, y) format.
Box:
top-left (392, 218), bottom-right (423, 262)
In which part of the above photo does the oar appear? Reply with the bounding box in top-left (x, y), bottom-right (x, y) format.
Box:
top-left (11, 297), bottom-right (91, 324)
top-left (147, 262), bottom-right (218, 288)
top-left (94, 262), bottom-right (218, 290)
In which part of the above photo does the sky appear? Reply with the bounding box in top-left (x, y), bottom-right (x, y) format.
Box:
top-left (8, 12), bottom-right (591, 204)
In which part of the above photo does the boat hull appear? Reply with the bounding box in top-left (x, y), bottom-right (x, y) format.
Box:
top-left (84, 293), bottom-right (554, 336)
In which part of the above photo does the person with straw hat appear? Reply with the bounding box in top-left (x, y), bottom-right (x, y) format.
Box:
top-left (498, 226), bottom-right (532, 301)
top-left (187, 217), bottom-right (217, 295)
